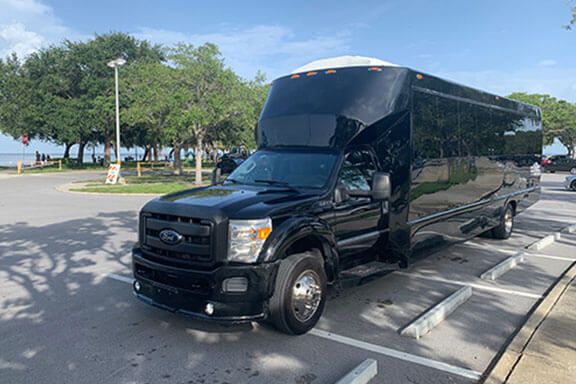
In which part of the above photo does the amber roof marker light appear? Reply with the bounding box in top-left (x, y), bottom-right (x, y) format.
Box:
top-left (325, 69), bottom-right (336, 74)
top-left (416, 74), bottom-right (423, 79)
top-left (368, 67), bottom-right (382, 71)
top-left (306, 71), bottom-right (318, 76)
top-left (290, 74), bottom-right (300, 79)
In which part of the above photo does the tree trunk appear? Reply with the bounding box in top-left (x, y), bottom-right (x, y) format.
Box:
top-left (153, 144), bottom-right (159, 161)
top-left (63, 143), bottom-right (74, 159)
top-left (142, 146), bottom-right (150, 161)
top-left (77, 140), bottom-right (87, 164)
top-left (104, 134), bottom-right (112, 166)
top-left (195, 136), bottom-right (203, 186)
top-left (172, 143), bottom-right (182, 175)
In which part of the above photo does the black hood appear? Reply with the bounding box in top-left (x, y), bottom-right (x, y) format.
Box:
top-left (142, 184), bottom-right (325, 221)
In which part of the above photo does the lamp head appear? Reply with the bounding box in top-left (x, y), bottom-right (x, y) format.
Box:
top-left (107, 58), bottom-right (127, 68)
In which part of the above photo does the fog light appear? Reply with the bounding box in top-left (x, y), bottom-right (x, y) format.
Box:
top-left (222, 277), bottom-right (248, 293)
top-left (134, 281), bottom-right (141, 292)
top-left (205, 303), bottom-right (215, 316)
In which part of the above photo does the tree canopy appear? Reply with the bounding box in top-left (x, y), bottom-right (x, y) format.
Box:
top-left (0, 32), bottom-right (268, 178)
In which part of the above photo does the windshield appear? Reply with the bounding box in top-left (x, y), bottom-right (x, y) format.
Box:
top-left (226, 150), bottom-right (338, 189)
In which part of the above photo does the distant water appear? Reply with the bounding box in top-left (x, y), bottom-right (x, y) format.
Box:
top-left (0, 152), bottom-right (136, 167)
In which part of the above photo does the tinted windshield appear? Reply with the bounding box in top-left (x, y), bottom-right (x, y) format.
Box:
top-left (226, 150), bottom-right (338, 189)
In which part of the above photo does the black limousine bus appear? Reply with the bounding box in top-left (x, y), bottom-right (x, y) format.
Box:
top-left (132, 56), bottom-right (542, 334)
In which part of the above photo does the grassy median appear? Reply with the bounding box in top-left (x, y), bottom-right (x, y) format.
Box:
top-left (69, 174), bottom-right (211, 194)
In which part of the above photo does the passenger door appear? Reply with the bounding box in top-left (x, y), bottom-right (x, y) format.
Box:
top-left (332, 148), bottom-right (383, 261)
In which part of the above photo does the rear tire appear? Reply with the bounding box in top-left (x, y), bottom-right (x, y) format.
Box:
top-left (492, 204), bottom-right (514, 239)
top-left (269, 252), bottom-right (326, 335)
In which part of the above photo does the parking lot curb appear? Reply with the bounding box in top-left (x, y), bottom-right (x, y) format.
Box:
top-left (334, 359), bottom-right (378, 384)
top-left (400, 286), bottom-right (472, 339)
top-left (526, 233), bottom-right (561, 251)
top-left (480, 253), bottom-right (525, 281)
top-left (483, 261), bottom-right (576, 384)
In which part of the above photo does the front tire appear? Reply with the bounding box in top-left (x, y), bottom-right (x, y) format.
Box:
top-left (269, 252), bottom-right (326, 335)
top-left (570, 180), bottom-right (576, 191)
top-left (492, 204), bottom-right (514, 239)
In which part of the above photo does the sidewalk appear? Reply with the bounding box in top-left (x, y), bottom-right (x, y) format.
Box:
top-left (485, 262), bottom-right (576, 383)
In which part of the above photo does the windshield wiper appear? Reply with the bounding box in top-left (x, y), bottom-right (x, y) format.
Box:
top-left (254, 179), bottom-right (299, 193)
top-left (224, 178), bottom-right (241, 184)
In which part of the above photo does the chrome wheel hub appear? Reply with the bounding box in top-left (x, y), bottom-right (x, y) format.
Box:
top-left (291, 271), bottom-right (322, 322)
top-left (504, 209), bottom-right (513, 234)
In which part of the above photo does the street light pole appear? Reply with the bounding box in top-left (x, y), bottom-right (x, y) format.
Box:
top-left (107, 58), bottom-right (126, 164)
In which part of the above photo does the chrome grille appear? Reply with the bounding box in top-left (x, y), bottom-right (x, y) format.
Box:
top-left (141, 213), bottom-right (213, 266)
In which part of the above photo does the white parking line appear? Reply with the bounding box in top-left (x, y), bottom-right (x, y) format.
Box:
top-left (457, 241), bottom-right (576, 262)
top-left (104, 273), bottom-right (133, 284)
top-left (310, 328), bottom-right (482, 381)
top-left (394, 271), bottom-right (543, 299)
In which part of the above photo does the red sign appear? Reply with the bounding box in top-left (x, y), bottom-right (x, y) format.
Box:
top-left (22, 134), bottom-right (28, 145)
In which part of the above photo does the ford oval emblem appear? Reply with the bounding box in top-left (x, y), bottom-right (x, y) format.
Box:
top-left (159, 229), bottom-right (183, 245)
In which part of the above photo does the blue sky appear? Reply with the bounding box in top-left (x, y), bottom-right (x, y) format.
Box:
top-left (1, 0), bottom-right (574, 154)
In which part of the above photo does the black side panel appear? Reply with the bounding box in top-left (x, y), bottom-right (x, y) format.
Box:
top-left (408, 75), bottom-right (542, 253)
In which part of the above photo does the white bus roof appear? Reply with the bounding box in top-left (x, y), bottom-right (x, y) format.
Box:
top-left (291, 56), bottom-right (399, 74)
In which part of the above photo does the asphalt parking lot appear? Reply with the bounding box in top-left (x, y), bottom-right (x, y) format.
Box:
top-left (0, 171), bottom-right (574, 384)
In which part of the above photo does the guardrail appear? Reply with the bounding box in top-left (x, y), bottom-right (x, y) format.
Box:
top-left (17, 160), bottom-right (62, 174)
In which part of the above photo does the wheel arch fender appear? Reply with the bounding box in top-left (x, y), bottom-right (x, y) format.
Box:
top-left (259, 217), bottom-right (339, 282)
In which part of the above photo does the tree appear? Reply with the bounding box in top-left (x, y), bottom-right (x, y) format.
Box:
top-left (208, 72), bottom-right (269, 149)
top-left (0, 33), bottom-right (164, 164)
top-left (66, 33), bottom-right (164, 164)
top-left (123, 61), bottom-right (175, 161)
top-left (508, 93), bottom-right (576, 157)
top-left (565, 4), bottom-right (576, 29)
top-left (161, 43), bottom-right (245, 183)
top-left (0, 54), bottom-right (38, 143)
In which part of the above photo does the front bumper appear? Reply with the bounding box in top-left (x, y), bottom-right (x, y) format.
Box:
top-left (132, 249), bottom-right (279, 323)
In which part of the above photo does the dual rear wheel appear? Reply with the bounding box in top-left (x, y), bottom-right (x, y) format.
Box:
top-left (491, 203), bottom-right (514, 239)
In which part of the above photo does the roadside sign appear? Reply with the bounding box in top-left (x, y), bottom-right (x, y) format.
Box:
top-left (105, 163), bottom-right (121, 184)
top-left (22, 134), bottom-right (28, 145)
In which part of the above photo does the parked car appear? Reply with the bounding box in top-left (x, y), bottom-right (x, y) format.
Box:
top-left (542, 155), bottom-right (576, 174)
top-left (565, 174), bottom-right (576, 191)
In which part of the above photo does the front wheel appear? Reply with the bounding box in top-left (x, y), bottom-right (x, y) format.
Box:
top-left (492, 204), bottom-right (514, 239)
top-left (570, 180), bottom-right (576, 191)
top-left (269, 252), bottom-right (326, 335)
top-left (570, 168), bottom-right (576, 175)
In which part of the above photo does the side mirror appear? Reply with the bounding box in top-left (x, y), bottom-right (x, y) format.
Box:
top-left (371, 172), bottom-right (391, 201)
top-left (334, 184), bottom-right (350, 204)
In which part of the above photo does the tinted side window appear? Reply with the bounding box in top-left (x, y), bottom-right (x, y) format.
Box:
top-left (413, 91), bottom-right (459, 159)
top-left (340, 150), bottom-right (376, 192)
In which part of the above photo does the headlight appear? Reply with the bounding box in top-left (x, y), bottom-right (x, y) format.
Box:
top-left (228, 218), bottom-right (272, 263)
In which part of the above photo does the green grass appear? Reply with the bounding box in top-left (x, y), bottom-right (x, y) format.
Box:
top-left (70, 183), bottom-right (196, 194)
top-left (69, 172), bottom-right (212, 194)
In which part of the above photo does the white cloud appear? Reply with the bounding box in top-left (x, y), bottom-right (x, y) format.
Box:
top-left (135, 25), bottom-right (351, 80)
top-left (538, 59), bottom-right (556, 67)
top-left (0, 0), bottom-right (74, 58)
top-left (0, 22), bottom-right (45, 57)
top-left (438, 67), bottom-right (576, 103)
